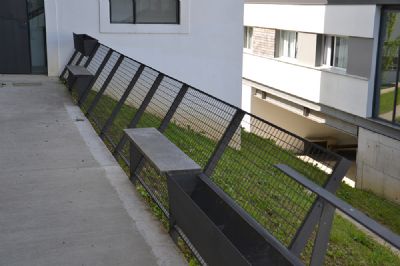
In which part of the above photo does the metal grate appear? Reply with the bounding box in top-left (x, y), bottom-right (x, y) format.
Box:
top-left (209, 113), bottom-right (340, 246)
top-left (87, 45), bottom-right (110, 75)
top-left (88, 57), bottom-right (140, 132)
top-left (163, 88), bottom-right (237, 168)
top-left (81, 51), bottom-right (121, 114)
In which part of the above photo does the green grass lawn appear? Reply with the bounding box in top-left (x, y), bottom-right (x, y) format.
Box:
top-left (75, 89), bottom-right (400, 265)
top-left (379, 87), bottom-right (400, 114)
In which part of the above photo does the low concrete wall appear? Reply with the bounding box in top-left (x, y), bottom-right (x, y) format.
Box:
top-left (357, 127), bottom-right (400, 204)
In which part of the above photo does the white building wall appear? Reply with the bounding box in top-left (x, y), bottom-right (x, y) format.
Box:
top-left (44, 0), bottom-right (244, 107)
top-left (244, 4), bottom-right (377, 38)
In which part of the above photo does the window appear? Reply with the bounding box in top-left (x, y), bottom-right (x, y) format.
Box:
top-left (322, 36), bottom-right (348, 70)
top-left (375, 7), bottom-right (400, 124)
top-left (110, 0), bottom-right (179, 24)
top-left (244, 26), bottom-right (253, 50)
top-left (278, 30), bottom-right (297, 58)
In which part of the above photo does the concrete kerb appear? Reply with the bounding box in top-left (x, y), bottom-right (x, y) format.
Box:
top-left (65, 104), bottom-right (186, 266)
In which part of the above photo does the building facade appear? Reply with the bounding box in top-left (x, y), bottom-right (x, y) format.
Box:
top-left (0, 0), bottom-right (244, 107)
top-left (242, 1), bottom-right (400, 203)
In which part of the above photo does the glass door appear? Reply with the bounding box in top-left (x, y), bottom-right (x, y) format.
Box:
top-left (27, 0), bottom-right (47, 74)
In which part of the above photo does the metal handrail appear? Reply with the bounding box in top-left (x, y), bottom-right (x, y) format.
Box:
top-left (276, 164), bottom-right (400, 249)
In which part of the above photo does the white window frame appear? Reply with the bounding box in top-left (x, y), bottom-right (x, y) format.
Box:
top-left (322, 35), bottom-right (348, 70)
top-left (100, 0), bottom-right (190, 34)
top-left (278, 30), bottom-right (297, 59)
top-left (243, 26), bottom-right (253, 52)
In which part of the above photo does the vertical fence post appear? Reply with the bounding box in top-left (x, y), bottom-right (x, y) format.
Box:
top-left (130, 142), bottom-right (143, 183)
top-left (310, 201), bottom-right (336, 266)
top-left (85, 54), bottom-right (124, 116)
top-left (158, 84), bottom-right (189, 133)
top-left (83, 43), bottom-right (100, 68)
top-left (113, 73), bottom-right (164, 156)
top-left (75, 53), bottom-right (85, 66)
top-left (78, 48), bottom-right (114, 106)
top-left (100, 64), bottom-right (145, 138)
top-left (289, 157), bottom-right (351, 256)
top-left (60, 50), bottom-right (78, 80)
top-left (203, 109), bottom-right (245, 176)
top-left (391, 46), bottom-right (400, 123)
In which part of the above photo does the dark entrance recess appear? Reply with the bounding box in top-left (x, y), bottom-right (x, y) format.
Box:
top-left (0, 0), bottom-right (47, 74)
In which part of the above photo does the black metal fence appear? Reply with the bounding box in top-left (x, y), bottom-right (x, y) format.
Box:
top-left (61, 35), bottom-right (400, 265)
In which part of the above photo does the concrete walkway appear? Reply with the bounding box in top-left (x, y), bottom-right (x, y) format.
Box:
top-left (0, 75), bottom-right (185, 266)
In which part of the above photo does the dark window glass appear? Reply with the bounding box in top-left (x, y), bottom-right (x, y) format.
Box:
top-left (376, 8), bottom-right (400, 124)
top-left (243, 26), bottom-right (253, 49)
top-left (110, 0), bottom-right (179, 24)
top-left (27, 0), bottom-right (47, 74)
top-left (110, 0), bottom-right (134, 23)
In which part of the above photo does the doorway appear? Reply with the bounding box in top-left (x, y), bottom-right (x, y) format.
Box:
top-left (0, 0), bottom-right (47, 74)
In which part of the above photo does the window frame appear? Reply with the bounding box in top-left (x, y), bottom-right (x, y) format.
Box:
top-left (277, 30), bottom-right (297, 59)
top-left (373, 6), bottom-right (400, 125)
top-left (109, 0), bottom-right (180, 25)
top-left (243, 26), bottom-right (253, 51)
top-left (100, 0), bottom-right (190, 34)
top-left (321, 35), bottom-right (348, 71)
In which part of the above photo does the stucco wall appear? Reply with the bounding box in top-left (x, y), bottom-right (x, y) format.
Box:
top-left (243, 53), bottom-right (370, 117)
top-left (357, 127), bottom-right (400, 204)
top-left (296, 32), bottom-right (317, 67)
top-left (44, 0), bottom-right (244, 107)
top-left (244, 4), bottom-right (377, 38)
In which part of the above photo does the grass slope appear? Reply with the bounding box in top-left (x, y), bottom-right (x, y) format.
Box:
top-left (76, 89), bottom-right (400, 265)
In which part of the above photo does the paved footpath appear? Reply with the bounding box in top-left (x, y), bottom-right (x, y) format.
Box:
top-left (0, 75), bottom-right (185, 266)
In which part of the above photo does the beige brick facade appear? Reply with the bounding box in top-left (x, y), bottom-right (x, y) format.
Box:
top-left (252, 28), bottom-right (276, 58)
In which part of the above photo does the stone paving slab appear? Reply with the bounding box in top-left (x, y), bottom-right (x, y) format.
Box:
top-left (0, 75), bottom-right (185, 266)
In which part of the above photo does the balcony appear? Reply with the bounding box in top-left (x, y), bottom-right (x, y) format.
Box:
top-left (242, 53), bottom-right (370, 117)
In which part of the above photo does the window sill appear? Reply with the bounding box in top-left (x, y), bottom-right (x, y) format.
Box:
top-left (317, 66), bottom-right (368, 81)
top-left (243, 48), bottom-right (253, 54)
top-left (99, 0), bottom-right (190, 34)
top-left (318, 65), bottom-right (346, 74)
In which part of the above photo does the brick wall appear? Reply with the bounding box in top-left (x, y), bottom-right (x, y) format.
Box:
top-left (252, 28), bottom-right (276, 58)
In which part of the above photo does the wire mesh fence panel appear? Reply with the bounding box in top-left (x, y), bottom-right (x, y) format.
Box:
top-left (88, 57), bottom-right (141, 134)
top-left (134, 75), bottom-right (182, 129)
top-left (78, 56), bottom-right (88, 67)
top-left (87, 45), bottom-right (110, 75)
top-left (163, 88), bottom-right (237, 169)
top-left (136, 160), bottom-right (170, 215)
top-left (210, 113), bottom-right (342, 248)
top-left (80, 52), bottom-right (121, 113)
top-left (107, 66), bottom-right (159, 159)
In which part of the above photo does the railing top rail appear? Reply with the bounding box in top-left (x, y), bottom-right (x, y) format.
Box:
top-left (276, 164), bottom-right (400, 250)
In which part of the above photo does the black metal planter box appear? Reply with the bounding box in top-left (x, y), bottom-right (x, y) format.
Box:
top-left (167, 174), bottom-right (302, 266)
top-left (73, 33), bottom-right (98, 56)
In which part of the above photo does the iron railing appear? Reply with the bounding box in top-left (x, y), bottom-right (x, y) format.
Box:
top-left (61, 34), bottom-right (400, 265)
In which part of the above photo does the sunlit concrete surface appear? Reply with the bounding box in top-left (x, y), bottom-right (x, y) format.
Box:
top-left (0, 75), bottom-right (185, 266)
